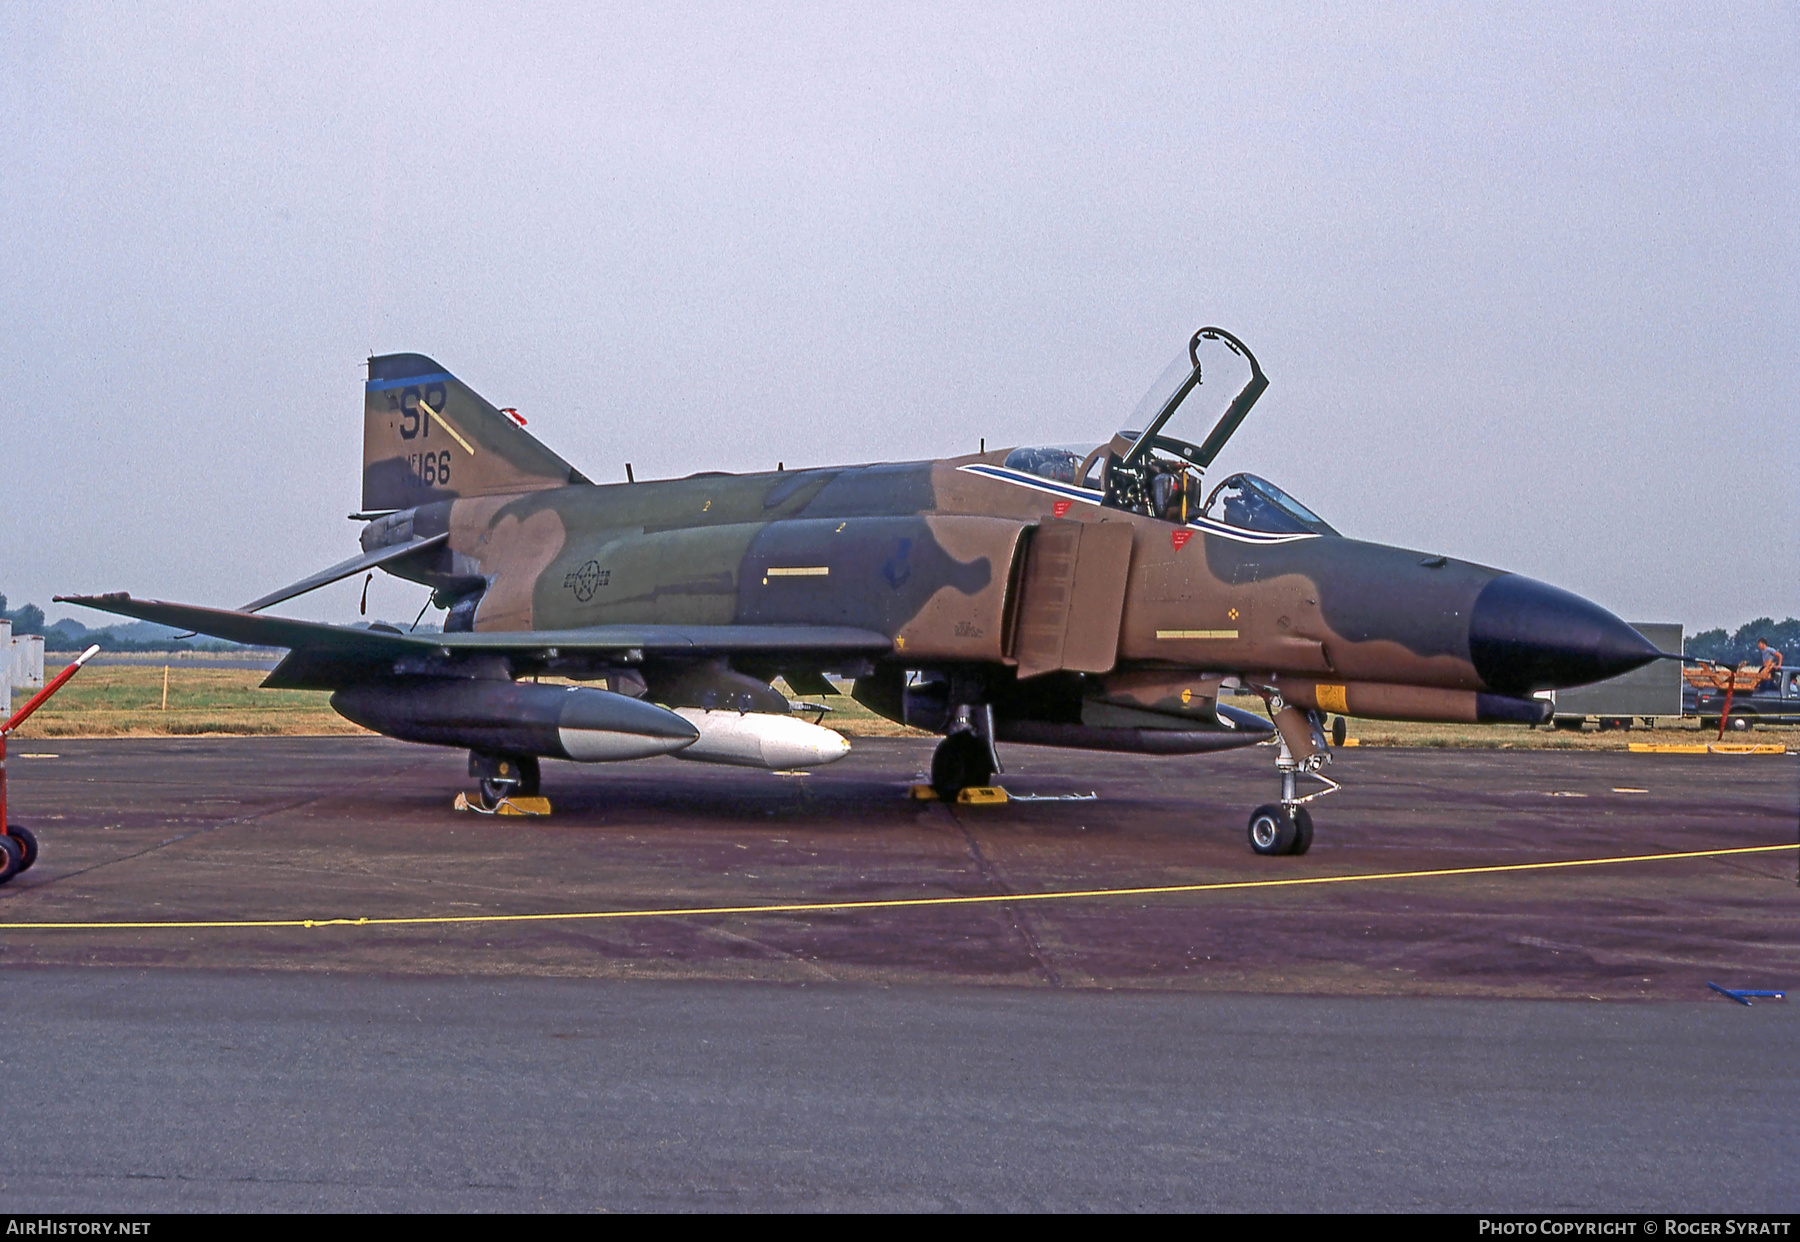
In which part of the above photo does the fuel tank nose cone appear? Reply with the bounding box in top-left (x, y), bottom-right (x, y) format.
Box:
top-left (1469, 574), bottom-right (1662, 696)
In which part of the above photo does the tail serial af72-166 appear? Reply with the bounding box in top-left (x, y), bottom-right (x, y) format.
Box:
top-left (62, 327), bottom-right (1666, 854)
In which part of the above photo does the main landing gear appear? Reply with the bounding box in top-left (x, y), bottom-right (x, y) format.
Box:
top-left (1246, 696), bottom-right (1340, 857)
top-left (469, 752), bottom-right (540, 811)
top-left (929, 706), bottom-right (1000, 801)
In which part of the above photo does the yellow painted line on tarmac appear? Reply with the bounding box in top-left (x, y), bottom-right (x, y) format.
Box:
top-left (0, 844), bottom-right (1793, 934)
top-left (1629, 743), bottom-right (1787, 754)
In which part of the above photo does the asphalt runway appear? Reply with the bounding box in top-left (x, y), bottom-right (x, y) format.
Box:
top-left (0, 736), bottom-right (1794, 1210)
top-left (2, 969), bottom-right (1793, 1211)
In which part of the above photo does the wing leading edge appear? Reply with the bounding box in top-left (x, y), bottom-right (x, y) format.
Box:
top-left (53, 594), bottom-right (895, 690)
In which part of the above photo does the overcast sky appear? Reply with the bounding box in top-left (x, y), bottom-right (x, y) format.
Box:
top-left (2, 2), bottom-right (1794, 632)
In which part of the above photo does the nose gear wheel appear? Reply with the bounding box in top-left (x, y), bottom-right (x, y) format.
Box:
top-left (1247, 804), bottom-right (1314, 856)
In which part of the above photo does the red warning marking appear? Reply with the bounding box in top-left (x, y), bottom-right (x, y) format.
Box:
top-left (1052, 500), bottom-right (1072, 518)
top-left (1171, 529), bottom-right (1193, 550)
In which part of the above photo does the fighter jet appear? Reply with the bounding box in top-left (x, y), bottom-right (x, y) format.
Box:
top-left (62, 327), bottom-right (1663, 854)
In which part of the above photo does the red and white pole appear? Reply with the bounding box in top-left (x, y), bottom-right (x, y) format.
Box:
top-left (0, 644), bottom-right (100, 834)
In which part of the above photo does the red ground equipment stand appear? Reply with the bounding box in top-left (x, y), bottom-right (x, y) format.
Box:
top-left (1682, 662), bottom-right (1758, 740)
top-left (0, 644), bottom-right (100, 884)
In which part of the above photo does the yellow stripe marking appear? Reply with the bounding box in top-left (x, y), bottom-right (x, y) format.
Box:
top-left (0, 844), bottom-right (1788, 933)
top-left (1316, 683), bottom-right (1349, 714)
top-left (420, 402), bottom-right (475, 455)
top-left (1157, 629), bottom-right (1237, 640)
top-left (766, 567), bottom-right (830, 578)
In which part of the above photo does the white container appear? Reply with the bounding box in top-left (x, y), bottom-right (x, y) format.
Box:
top-left (667, 707), bottom-right (851, 769)
top-left (14, 635), bottom-right (44, 690)
top-left (0, 621), bottom-right (11, 716)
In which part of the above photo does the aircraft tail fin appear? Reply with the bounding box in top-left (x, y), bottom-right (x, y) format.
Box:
top-left (362, 353), bottom-right (590, 512)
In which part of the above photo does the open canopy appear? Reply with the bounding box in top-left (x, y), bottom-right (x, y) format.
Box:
top-left (999, 327), bottom-right (1337, 534)
top-left (1117, 326), bottom-right (1269, 471)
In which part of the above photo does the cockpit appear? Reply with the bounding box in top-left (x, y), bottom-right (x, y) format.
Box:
top-left (1000, 327), bottom-right (1339, 536)
top-left (1002, 445), bottom-right (1085, 486)
top-left (1200, 474), bottom-right (1337, 535)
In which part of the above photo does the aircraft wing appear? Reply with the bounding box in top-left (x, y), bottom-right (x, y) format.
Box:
top-left (53, 594), bottom-right (895, 689)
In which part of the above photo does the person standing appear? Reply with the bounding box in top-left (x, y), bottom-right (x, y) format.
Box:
top-left (1753, 637), bottom-right (1784, 688)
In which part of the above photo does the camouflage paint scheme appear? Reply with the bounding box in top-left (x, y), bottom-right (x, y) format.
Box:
top-left (352, 352), bottom-right (1645, 747)
top-left (64, 343), bottom-right (1660, 793)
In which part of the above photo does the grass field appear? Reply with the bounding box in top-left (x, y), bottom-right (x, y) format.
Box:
top-left (8, 663), bottom-right (1795, 750)
top-left (8, 666), bottom-right (362, 739)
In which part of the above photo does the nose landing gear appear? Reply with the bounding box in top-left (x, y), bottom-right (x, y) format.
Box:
top-left (1248, 803), bottom-right (1313, 856)
top-left (1246, 696), bottom-right (1339, 856)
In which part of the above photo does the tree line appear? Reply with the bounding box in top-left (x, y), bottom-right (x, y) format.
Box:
top-left (0, 594), bottom-right (238, 652)
top-left (1683, 618), bottom-right (1799, 669)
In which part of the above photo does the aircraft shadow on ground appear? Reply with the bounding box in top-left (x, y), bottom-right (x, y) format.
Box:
top-left (401, 767), bottom-right (1161, 834)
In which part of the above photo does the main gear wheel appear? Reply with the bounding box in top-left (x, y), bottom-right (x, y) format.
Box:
top-left (930, 731), bottom-right (996, 801)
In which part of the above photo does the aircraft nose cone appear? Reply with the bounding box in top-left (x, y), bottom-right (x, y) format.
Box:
top-left (1469, 574), bottom-right (1663, 696)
